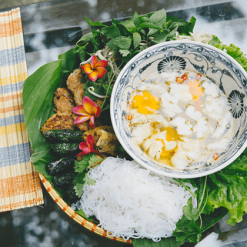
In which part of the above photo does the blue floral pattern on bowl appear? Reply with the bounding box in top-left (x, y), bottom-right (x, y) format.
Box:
top-left (110, 40), bottom-right (247, 178)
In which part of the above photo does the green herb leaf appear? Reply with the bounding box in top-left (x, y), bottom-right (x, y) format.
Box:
top-left (83, 80), bottom-right (106, 101)
top-left (139, 22), bottom-right (163, 30)
top-left (101, 25), bottom-right (121, 39)
top-left (173, 215), bottom-right (202, 243)
top-left (120, 20), bottom-right (136, 33)
top-left (102, 84), bottom-right (113, 95)
top-left (74, 159), bottom-right (90, 173)
top-left (74, 209), bottom-right (94, 221)
top-left (73, 173), bottom-right (87, 197)
top-left (85, 17), bottom-right (106, 27)
top-left (133, 32), bottom-right (141, 49)
top-left (152, 31), bottom-right (168, 44)
top-left (166, 15), bottom-right (196, 35)
top-left (106, 36), bottom-right (132, 51)
top-left (112, 18), bottom-right (121, 25)
top-left (132, 237), bottom-right (184, 247)
top-left (76, 32), bottom-right (94, 45)
top-left (119, 49), bottom-right (130, 57)
top-left (77, 47), bottom-right (87, 62)
top-left (87, 177), bottom-right (96, 186)
top-left (183, 198), bottom-right (200, 221)
top-left (130, 11), bottom-right (140, 28)
top-left (149, 8), bottom-right (166, 28)
top-left (167, 26), bottom-right (178, 40)
top-left (88, 154), bottom-right (103, 167)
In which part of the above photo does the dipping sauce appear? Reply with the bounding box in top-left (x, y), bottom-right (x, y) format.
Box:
top-left (126, 70), bottom-right (234, 170)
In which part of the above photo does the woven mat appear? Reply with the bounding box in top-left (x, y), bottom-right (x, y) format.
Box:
top-left (0, 8), bottom-right (44, 212)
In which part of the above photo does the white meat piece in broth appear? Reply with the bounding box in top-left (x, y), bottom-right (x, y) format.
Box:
top-left (137, 82), bottom-right (164, 92)
top-left (160, 94), bottom-right (183, 118)
top-left (181, 139), bottom-right (201, 161)
top-left (171, 117), bottom-right (193, 136)
top-left (161, 83), bottom-right (192, 105)
top-left (161, 103), bottom-right (183, 118)
top-left (144, 131), bottom-right (167, 150)
top-left (212, 112), bottom-right (232, 138)
top-left (161, 90), bottom-right (180, 104)
top-left (171, 144), bottom-right (190, 169)
top-left (165, 140), bottom-right (177, 151)
top-left (185, 105), bottom-right (202, 121)
top-left (193, 117), bottom-right (208, 138)
top-left (202, 81), bottom-right (219, 98)
top-left (142, 131), bottom-right (177, 159)
top-left (169, 83), bottom-right (192, 103)
top-left (131, 114), bottom-right (147, 124)
top-left (146, 114), bottom-right (169, 127)
top-left (179, 84), bottom-right (193, 102)
top-left (148, 140), bottom-right (164, 160)
top-left (132, 123), bottom-right (153, 145)
top-left (160, 71), bottom-right (178, 81)
top-left (204, 96), bottom-right (228, 120)
top-left (207, 137), bottom-right (230, 151)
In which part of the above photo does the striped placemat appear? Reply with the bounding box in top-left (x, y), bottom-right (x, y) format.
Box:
top-left (0, 8), bottom-right (44, 212)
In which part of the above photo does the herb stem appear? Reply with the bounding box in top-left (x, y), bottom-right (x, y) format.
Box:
top-left (199, 215), bottom-right (202, 228)
top-left (173, 178), bottom-right (196, 198)
top-left (198, 176), bottom-right (207, 211)
top-left (101, 62), bottom-right (123, 109)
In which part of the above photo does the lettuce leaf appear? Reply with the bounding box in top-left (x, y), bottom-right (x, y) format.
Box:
top-left (209, 35), bottom-right (247, 71)
top-left (206, 155), bottom-right (247, 225)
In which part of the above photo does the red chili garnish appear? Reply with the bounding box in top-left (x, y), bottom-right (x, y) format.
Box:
top-left (125, 114), bottom-right (133, 120)
top-left (176, 77), bottom-right (184, 84)
top-left (181, 73), bottom-right (188, 81)
top-left (195, 73), bottom-right (202, 80)
top-left (213, 153), bottom-right (219, 160)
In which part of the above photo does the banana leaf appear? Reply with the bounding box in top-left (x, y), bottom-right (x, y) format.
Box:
top-left (23, 47), bottom-right (81, 183)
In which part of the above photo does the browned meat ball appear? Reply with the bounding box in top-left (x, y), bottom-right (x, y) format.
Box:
top-left (53, 88), bottom-right (75, 113)
top-left (40, 112), bottom-right (74, 133)
top-left (66, 69), bottom-right (84, 106)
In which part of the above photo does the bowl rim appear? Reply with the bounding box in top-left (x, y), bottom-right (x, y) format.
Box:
top-left (110, 39), bottom-right (247, 178)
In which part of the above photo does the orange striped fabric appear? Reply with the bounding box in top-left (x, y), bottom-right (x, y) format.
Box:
top-left (0, 18), bottom-right (23, 38)
top-left (0, 8), bottom-right (44, 212)
top-left (0, 93), bottom-right (22, 102)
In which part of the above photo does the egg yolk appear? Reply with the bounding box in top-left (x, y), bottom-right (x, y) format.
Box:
top-left (156, 127), bottom-right (180, 161)
top-left (132, 91), bottom-right (159, 114)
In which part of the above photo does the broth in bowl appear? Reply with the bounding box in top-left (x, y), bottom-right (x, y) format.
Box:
top-left (111, 40), bottom-right (247, 178)
top-left (126, 70), bottom-right (234, 170)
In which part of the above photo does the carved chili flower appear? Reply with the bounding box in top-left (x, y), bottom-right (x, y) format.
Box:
top-left (77, 135), bottom-right (102, 157)
top-left (81, 55), bottom-right (108, 82)
top-left (72, 96), bottom-right (101, 128)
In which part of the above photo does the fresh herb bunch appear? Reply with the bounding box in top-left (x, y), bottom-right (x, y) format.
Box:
top-left (77, 9), bottom-right (196, 64)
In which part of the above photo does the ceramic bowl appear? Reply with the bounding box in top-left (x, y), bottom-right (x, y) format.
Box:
top-left (110, 40), bottom-right (247, 178)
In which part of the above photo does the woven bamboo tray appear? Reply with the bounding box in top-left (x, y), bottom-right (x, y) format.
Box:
top-left (39, 173), bottom-right (132, 244)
